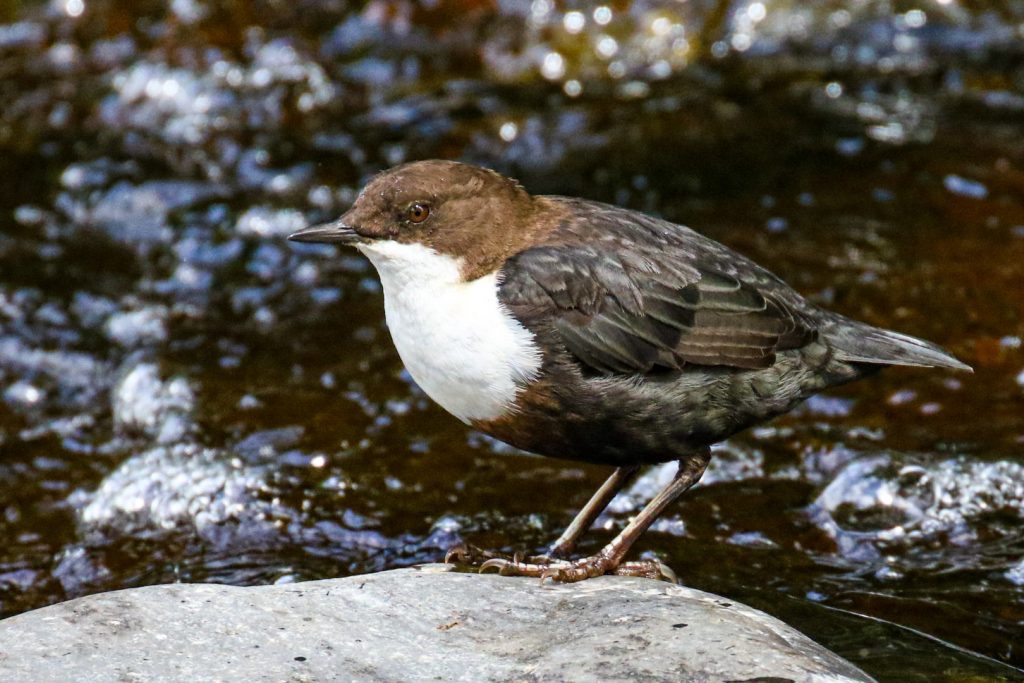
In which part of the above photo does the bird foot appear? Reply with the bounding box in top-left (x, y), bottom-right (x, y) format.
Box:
top-left (444, 542), bottom-right (501, 566)
top-left (477, 554), bottom-right (677, 584)
top-left (444, 542), bottom-right (547, 567)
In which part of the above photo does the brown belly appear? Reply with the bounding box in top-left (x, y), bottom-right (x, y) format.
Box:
top-left (473, 343), bottom-right (862, 467)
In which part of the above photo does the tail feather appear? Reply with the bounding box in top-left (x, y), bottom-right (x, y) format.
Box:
top-left (824, 317), bottom-right (973, 372)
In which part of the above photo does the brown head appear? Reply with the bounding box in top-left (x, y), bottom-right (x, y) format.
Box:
top-left (289, 160), bottom-right (557, 280)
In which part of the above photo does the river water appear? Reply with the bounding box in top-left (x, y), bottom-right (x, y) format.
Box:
top-left (1, 1), bottom-right (1022, 680)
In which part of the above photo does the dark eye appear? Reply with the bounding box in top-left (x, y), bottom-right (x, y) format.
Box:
top-left (408, 203), bottom-right (430, 223)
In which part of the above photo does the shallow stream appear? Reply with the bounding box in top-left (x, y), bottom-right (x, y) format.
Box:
top-left (1, 1), bottom-right (1023, 680)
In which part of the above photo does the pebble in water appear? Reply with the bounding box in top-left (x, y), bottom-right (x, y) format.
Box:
top-left (813, 455), bottom-right (1024, 564)
top-left (943, 174), bottom-right (989, 199)
top-left (112, 362), bottom-right (194, 442)
top-left (104, 307), bottom-right (169, 348)
top-left (79, 442), bottom-right (271, 538)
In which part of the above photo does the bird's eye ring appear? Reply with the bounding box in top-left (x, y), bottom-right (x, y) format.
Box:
top-left (408, 203), bottom-right (430, 224)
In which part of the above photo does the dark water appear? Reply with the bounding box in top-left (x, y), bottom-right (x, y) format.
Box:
top-left (1, 1), bottom-right (1023, 680)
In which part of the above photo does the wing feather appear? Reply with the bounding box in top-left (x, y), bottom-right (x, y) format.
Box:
top-left (497, 200), bottom-right (819, 375)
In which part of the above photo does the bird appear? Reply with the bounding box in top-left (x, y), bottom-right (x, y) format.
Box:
top-left (288, 159), bottom-right (971, 583)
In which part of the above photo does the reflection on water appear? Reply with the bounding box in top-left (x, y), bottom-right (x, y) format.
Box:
top-left (1, 1), bottom-right (1023, 679)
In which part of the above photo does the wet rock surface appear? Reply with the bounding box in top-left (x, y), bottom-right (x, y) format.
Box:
top-left (0, 564), bottom-right (875, 683)
top-left (1, 1), bottom-right (1023, 680)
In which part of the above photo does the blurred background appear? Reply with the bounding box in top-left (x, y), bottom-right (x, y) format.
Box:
top-left (0, 0), bottom-right (1023, 679)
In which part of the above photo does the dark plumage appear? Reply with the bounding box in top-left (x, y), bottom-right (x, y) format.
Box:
top-left (480, 196), bottom-right (968, 466)
top-left (289, 160), bottom-right (971, 582)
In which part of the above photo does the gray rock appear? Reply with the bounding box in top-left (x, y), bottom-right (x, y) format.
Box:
top-left (0, 564), bottom-right (874, 683)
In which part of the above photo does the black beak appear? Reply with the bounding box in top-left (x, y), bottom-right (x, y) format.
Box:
top-left (287, 219), bottom-right (361, 245)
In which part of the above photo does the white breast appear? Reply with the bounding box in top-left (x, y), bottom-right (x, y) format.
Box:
top-left (357, 240), bottom-right (542, 423)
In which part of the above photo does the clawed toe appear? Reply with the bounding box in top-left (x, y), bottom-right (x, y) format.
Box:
top-left (479, 556), bottom-right (565, 577)
top-left (444, 542), bottom-right (509, 566)
top-left (613, 560), bottom-right (678, 583)
top-left (537, 556), bottom-right (611, 583)
top-left (477, 557), bottom-right (505, 573)
top-left (478, 558), bottom-right (511, 574)
top-left (475, 557), bottom-right (610, 581)
top-left (445, 543), bottom-right (558, 572)
top-left (445, 542), bottom-right (676, 584)
top-left (482, 555), bottom-right (677, 584)
top-left (443, 544), bottom-right (467, 565)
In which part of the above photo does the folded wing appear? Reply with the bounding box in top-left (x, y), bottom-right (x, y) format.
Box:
top-left (499, 239), bottom-right (818, 375)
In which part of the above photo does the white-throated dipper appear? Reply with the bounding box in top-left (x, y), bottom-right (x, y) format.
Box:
top-left (289, 160), bottom-right (971, 583)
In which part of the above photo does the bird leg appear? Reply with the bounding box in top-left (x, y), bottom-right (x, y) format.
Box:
top-left (478, 449), bottom-right (711, 583)
top-left (444, 464), bottom-right (640, 568)
top-left (541, 464), bottom-right (641, 560)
